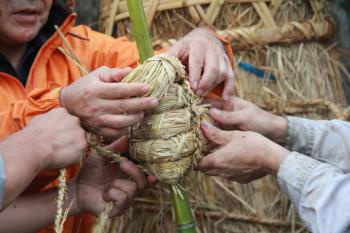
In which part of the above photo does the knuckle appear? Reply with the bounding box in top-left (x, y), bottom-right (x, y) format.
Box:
top-left (116, 102), bottom-right (128, 113)
top-left (83, 85), bottom-right (96, 99)
top-left (83, 105), bottom-right (97, 116)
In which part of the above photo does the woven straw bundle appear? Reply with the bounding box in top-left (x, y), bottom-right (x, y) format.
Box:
top-left (95, 54), bottom-right (210, 184)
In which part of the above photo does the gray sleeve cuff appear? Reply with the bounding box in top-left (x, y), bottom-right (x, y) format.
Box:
top-left (277, 152), bottom-right (321, 206)
top-left (285, 116), bottom-right (317, 156)
top-left (0, 155), bottom-right (6, 209)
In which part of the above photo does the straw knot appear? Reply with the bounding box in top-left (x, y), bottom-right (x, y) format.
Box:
top-left (93, 54), bottom-right (210, 184)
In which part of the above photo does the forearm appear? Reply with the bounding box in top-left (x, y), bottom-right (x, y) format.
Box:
top-left (0, 184), bottom-right (80, 233)
top-left (0, 128), bottom-right (50, 209)
top-left (277, 152), bottom-right (350, 232)
top-left (286, 117), bottom-right (350, 172)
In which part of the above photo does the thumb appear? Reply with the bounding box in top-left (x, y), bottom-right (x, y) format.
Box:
top-left (105, 135), bottom-right (129, 153)
top-left (100, 67), bottom-right (132, 83)
top-left (201, 120), bottom-right (231, 145)
top-left (210, 108), bottom-right (244, 126)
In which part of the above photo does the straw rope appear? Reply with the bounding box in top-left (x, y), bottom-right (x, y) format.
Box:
top-left (261, 98), bottom-right (350, 121)
top-left (217, 18), bottom-right (336, 50)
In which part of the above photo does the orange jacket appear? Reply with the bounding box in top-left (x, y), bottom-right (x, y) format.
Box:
top-left (0, 4), bottom-right (233, 233)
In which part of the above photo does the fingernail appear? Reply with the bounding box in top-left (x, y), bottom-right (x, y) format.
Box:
top-left (211, 108), bottom-right (221, 116)
top-left (148, 175), bottom-right (157, 183)
top-left (201, 120), bottom-right (212, 129)
top-left (150, 98), bottom-right (159, 106)
top-left (141, 85), bottom-right (149, 92)
top-left (123, 67), bottom-right (132, 72)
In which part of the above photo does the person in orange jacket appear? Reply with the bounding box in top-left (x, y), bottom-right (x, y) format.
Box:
top-left (0, 0), bottom-right (235, 232)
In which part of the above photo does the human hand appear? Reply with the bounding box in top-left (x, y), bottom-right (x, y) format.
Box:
top-left (167, 28), bottom-right (235, 100)
top-left (207, 97), bottom-right (288, 144)
top-left (72, 136), bottom-right (156, 217)
top-left (197, 121), bottom-right (288, 183)
top-left (26, 108), bottom-right (87, 169)
top-left (60, 67), bottom-right (159, 137)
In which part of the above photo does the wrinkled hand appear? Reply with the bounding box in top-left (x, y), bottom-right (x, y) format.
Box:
top-left (206, 97), bottom-right (288, 144)
top-left (72, 136), bottom-right (156, 217)
top-left (167, 28), bottom-right (235, 100)
top-left (26, 108), bottom-right (87, 169)
top-left (197, 121), bottom-right (288, 183)
top-left (60, 67), bottom-right (159, 137)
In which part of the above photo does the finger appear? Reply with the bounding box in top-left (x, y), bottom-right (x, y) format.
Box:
top-left (94, 127), bottom-right (129, 137)
top-left (103, 97), bottom-right (159, 114)
top-left (98, 83), bottom-right (150, 99)
top-left (99, 67), bottom-right (132, 83)
top-left (109, 179), bottom-right (138, 200)
top-left (105, 135), bottom-right (129, 153)
top-left (226, 97), bottom-right (250, 111)
top-left (119, 160), bottom-right (148, 190)
top-left (212, 54), bottom-right (229, 89)
top-left (146, 175), bottom-right (158, 188)
top-left (167, 42), bottom-right (183, 57)
top-left (203, 99), bottom-right (225, 109)
top-left (222, 66), bottom-right (235, 101)
top-left (201, 120), bottom-right (232, 145)
top-left (197, 153), bottom-right (217, 172)
top-left (188, 47), bottom-right (205, 91)
top-left (197, 49), bottom-right (220, 97)
top-left (204, 169), bottom-right (222, 177)
top-left (210, 108), bottom-right (245, 126)
top-left (103, 189), bottom-right (130, 217)
top-left (99, 113), bottom-right (143, 129)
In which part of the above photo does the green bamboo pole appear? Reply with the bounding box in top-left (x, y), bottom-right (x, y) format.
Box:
top-left (127, 0), bottom-right (154, 62)
top-left (126, 1), bottom-right (196, 232)
top-left (171, 184), bottom-right (196, 233)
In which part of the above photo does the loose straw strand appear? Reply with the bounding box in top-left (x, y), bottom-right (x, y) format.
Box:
top-left (93, 202), bottom-right (114, 233)
top-left (54, 169), bottom-right (68, 233)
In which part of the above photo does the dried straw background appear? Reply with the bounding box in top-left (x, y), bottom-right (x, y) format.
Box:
top-left (96, 1), bottom-right (350, 232)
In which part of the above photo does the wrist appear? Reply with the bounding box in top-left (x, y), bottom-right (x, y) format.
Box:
top-left (269, 115), bottom-right (288, 144)
top-left (3, 127), bottom-right (53, 170)
top-left (262, 140), bottom-right (289, 176)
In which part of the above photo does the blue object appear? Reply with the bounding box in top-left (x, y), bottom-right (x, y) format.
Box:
top-left (238, 61), bottom-right (276, 81)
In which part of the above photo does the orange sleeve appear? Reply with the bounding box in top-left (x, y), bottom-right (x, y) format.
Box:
top-left (0, 87), bottom-right (61, 139)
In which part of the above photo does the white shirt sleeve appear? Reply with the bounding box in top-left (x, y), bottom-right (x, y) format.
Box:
top-left (286, 116), bottom-right (350, 172)
top-left (278, 152), bottom-right (350, 233)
